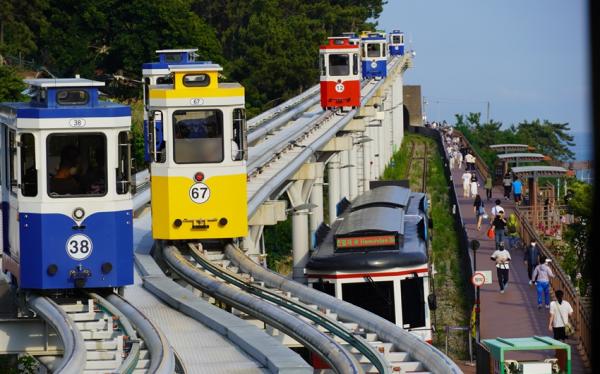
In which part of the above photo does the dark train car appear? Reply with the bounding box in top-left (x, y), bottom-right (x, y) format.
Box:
top-left (306, 186), bottom-right (434, 342)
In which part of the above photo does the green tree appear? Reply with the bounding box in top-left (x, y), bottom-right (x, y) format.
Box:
top-left (0, 65), bottom-right (26, 101)
top-left (515, 119), bottom-right (575, 161)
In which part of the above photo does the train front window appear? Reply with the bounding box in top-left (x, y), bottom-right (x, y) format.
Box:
top-left (319, 54), bottom-right (326, 76)
top-left (47, 134), bottom-right (107, 197)
top-left (56, 90), bottom-right (89, 105)
top-left (329, 54), bottom-right (349, 76)
top-left (173, 109), bottom-right (224, 163)
top-left (392, 35), bottom-right (402, 44)
top-left (353, 53), bottom-right (359, 75)
top-left (232, 108), bottom-right (247, 161)
top-left (367, 43), bottom-right (381, 57)
top-left (20, 133), bottom-right (37, 197)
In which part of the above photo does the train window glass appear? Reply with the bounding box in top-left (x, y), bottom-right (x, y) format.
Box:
top-left (150, 110), bottom-right (166, 163)
top-left (8, 130), bottom-right (17, 194)
top-left (172, 109), bottom-right (223, 163)
top-left (164, 53), bottom-right (183, 63)
top-left (400, 276), bottom-right (426, 328)
top-left (20, 133), bottom-right (37, 197)
top-left (56, 90), bottom-right (89, 105)
top-left (47, 134), bottom-right (107, 197)
top-left (143, 77), bottom-right (150, 107)
top-left (156, 75), bottom-right (173, 85)
top-left (342, 281), bottom-right (395, 323)
top-left (232, 108), bottom-right (247, 161)
top-left (183, 74), bottom-right (210, 87)
top-left (382, 43), bottom-right (387, 57)
top-left (329, 54), bottom-right (349, 76)
top-left (319, 54), bottom-right (326, 76)
top-left (392, 35), bottom-right (402, 44)
top-left (116, 131), bottom-right (131, 194)
top-left (367, 43), bottom-right (380, 58)
top-left (353, 54), bottom-right (359, 75)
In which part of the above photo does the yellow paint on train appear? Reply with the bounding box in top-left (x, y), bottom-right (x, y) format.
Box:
top-left (151, 173), bottom-right (248, 240)
top-left (149, 71), bottom-right (244, 99)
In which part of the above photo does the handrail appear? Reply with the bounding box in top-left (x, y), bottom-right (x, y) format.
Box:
top-left (452, 129), bottom-right (491, 181)
top-left (225, 244), bottom-right (463, 374)
top-left (88, 292), bottom-right (141, 374)
top-left (513, 206), bottom-right (591, 367)
top-left (187, 243), bottom-right (389, 374)
top-left (28, 295), bottom-right (86, 374)
top-left (106, 294), bottom-right (176, 374)
top-left (162, 244), bottom-right (363, 374)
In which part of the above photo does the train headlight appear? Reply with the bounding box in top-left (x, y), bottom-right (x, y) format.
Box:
top-left (173, 219), bottom-right (183, 228)
top-left (194, 172), bottom-right (205, 182)
top-left (72, 207), bottom-right (85, 221)
top-left (101, 262), bottom-right (113, 274)
top-left (218, 217), bottom-right (228, 226)
top-left (47, 264), bottom-right (58, 276)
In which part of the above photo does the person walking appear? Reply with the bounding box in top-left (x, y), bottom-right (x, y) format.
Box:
top-left (512, 176), bottom-right (523, 205)
top-left (470, 174), bottom-right (479, 198)
top-left (461, 169), bottom-right (472, 198)
top-left (490, 210), bottom-right (507, 250)
top-left (502, 172), bottom-right (512, 200)
top-left (473, 194), bottom-right (485, 230)
top-left (523, 239), bottom-right (540, 285)
top-left (505, 213), bottom-right (520, 250)
top-left (548, 290), bottom-right (573, 341)
top-left (484, 177), bottom-right (493, 201)
top-left (465, 152), bottom-right (476, 171)
top-left (456, 150), bottom-right (463, 169)
top-left (490, 199), bottom-right (504, 218)
top-left (491, 242), bottom-right (511, 293)
top-left (532, 257), bottom-right (555, 309)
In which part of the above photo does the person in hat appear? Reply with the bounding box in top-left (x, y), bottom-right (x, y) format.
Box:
top-left (490, 242), bottom-right (511, 293)
top-left (532, 256), bottom-right (555, 309)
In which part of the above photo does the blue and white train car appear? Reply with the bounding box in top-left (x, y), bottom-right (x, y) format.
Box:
top-left (388, 30), bottom-right (405, 56)
top-left (0, 78), bottom-right (133, 289)
top-left (360, 32), bottom-right (387, 79)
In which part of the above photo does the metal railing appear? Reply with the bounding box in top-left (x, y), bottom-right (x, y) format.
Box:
top-left (513, 206), bottom-right (591, 368)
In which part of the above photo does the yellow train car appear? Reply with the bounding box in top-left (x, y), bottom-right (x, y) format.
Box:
top-left (143, 49), bottom-right (248, 240)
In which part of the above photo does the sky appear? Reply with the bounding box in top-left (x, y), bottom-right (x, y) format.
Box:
top-left (377, 0), bottom-right (591, 137)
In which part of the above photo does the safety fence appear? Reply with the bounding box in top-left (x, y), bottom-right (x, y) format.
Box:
top-left (513, 206), bottom-right (591, 368)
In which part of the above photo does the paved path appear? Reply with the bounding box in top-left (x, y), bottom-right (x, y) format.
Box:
top-left (448, 154), bottom-right (588, 372)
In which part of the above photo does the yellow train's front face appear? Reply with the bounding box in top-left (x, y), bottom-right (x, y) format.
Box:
top-left (146, 64), bottom-right (248, 240)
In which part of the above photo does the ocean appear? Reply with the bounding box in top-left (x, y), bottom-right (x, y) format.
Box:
top-left (569, 132), bottom-right (593, 161)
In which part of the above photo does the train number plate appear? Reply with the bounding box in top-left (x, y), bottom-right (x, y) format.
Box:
top-left (335, 83), bottom-right (345, 93)
top-left (69, 119), bottom-right (86, 127)
top-left (189, 182), bottom-right (210, 204)
top-left (66, 234), bottom-right (93, 260)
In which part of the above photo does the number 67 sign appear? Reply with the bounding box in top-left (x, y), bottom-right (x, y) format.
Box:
top-left (189, 182), bottom-right (210, 204)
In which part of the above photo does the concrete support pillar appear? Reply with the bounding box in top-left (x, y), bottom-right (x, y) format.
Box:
top-left (391, 73), bottom-right (404, 151)
top-left (287, 174), bottom-right (316, 284)
top-left (243, 225), bottom-right (265, 265)
top-left (309, 175), bottom-right (324, 240)
top-left (339, 150), bottom-right (349, 200)
top-left (247, 200), bottom-right (287, 266)
top-left (377, 117), bottom-right (385, 176)
top-left (362, 131), bottom-right (371, 193)
top-left (348, 138), bottom-right (359, 200)
top-left (291, 210), bottom-right (309, 283)
top-left (328, 154), bottom-right (341, 224)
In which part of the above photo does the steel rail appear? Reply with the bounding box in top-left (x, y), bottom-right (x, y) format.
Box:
top-left (225, 244), bottom-right (463, 374)
top-left (186, 243), bottom-right (389, 374)
top-left (106, 294), bottom-right (176, 374)
top-left (162, 244), bottom-right (363, 374)
top-left (87, 292), bottom-right (141, 374)
top-left (27, 295), bottom-right (87, 374)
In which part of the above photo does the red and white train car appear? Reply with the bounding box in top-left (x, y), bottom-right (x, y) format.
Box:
top-left (319, 37), bottom-right (361, 110)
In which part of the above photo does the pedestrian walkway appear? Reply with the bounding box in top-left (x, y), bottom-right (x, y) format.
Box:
top-left (449, 155), bottom-right (588, 372)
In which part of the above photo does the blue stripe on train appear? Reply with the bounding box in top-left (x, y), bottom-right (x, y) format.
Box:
top-left (15, 106), bottom-right (130, 119)
top-left (19, 210), bottom-right (133, 289)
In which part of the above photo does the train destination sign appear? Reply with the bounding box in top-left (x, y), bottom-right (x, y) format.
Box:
top-left (336, 235), bottom-right (396, 249)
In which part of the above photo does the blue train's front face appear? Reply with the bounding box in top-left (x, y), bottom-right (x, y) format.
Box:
top-left (388, 31), bottom-right (405, 56)
top-left (360, 37), bottom-right (388, 79)
top-left (0, 79), bottom-right (133, 289)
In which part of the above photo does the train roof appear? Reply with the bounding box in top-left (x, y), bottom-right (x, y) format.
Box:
top-left (351, 186), bottom-right (411, 211)
top-left (156, 48), bottom-right (198, 53)
top-left (337, 206), bottom-right (405, 236)
top-left (320, 37), bottom-right (358, 50)
top-left (306, 214), bottom-right (427, 271)
top-left (390, 30), bottom-right (403, 34)
top-left (24, 78), bottom-right (105, 88)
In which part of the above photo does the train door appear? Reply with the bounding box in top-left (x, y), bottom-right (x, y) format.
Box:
top-left (3, 128), bottom-right (19, 263)
top-left (400, 276), bottom-right (426, 329)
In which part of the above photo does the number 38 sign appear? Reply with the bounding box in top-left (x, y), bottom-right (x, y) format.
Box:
top-left (189, 182), bottom-right (210, 204)
top-left (66, 234), bottom-right (93, 260)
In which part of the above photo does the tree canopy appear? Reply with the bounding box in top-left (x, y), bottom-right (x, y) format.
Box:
top-left (0, 0), bottom-right (385, 114)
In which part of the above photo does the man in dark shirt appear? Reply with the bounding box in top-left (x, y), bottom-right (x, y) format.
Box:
top-left (490, 210), bottom-right (507, 250)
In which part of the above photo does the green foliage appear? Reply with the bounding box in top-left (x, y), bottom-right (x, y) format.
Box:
top-left (263, 214), bottom-right (293, 274)
top-left (0, 354), bottom-right (38, 374)
top-left (514, 119), bottom-right (574, 161)
top-left (0, 65), bottom-right (26, 101)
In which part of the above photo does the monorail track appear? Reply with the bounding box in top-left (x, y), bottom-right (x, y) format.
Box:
top-left (158, 241), bottom-right (437, 374)
top-left (406, 138), bottom-right (429, 193)
top-left (28, 292), bottom-right (174, 373)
